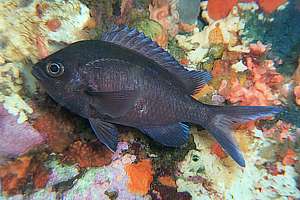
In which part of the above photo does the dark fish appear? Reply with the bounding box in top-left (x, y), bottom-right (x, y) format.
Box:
top-left (31, 25), bottom-right (282, 167)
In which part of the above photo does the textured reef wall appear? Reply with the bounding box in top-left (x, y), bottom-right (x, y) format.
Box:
top-left (0, 0), bottom-right (299, 199)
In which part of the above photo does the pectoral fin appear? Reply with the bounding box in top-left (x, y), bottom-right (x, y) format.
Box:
top-left (138, 123), bottom-right (190, 147)
top-left (86, 89), bottom-right (139, 118)
top-left (89, 118), bottom-right (119, 151)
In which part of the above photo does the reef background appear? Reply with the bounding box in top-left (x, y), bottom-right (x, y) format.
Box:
top-left (0, 0), bottom-right (299, 199)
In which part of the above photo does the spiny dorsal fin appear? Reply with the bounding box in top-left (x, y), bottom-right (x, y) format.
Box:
top-left (101, 25), bottom-right (211, 94)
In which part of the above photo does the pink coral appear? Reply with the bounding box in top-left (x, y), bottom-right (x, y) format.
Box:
top-left (0, 106), bottom-right (44, 162)
top-left (149, 0), bottom-right (170, 30)
top-left (262, 120), bottom-right (293, 142)
top-left (294, 85), bottom-right (300, 105)
top-left (294, 58), bottom-right (300, 84)
top-left (249, 41), bottom-right (268, 56)
top-left (36, 35), bottom-right (49, 59)
top-left (218, 55), bottom-right (284, 106)
top-left (282, 149), bottom-right (297, 165)
top-left (149, 0), bottom-right (179, 36)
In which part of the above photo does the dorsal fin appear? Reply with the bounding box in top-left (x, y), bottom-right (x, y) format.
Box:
top-left (101, 25), bottom-right (211, 94)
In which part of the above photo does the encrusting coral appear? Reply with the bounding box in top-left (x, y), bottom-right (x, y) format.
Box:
top-left (207, 0), bottom-right (287, 20)
top-left (63, 140), bottom-right (113, 168)
top-left (33, 112), bottom-right (74, 153)
top-left (0, 155), bottom-right (50, 195)
top-left (125, 159), bottom-right (154, 196)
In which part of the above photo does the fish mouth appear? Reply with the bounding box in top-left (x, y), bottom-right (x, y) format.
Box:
top-left (31, 65), bottom-right (44, 81)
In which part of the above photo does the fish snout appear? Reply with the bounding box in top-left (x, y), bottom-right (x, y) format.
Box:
top-left (31, 64), bottom-right (44, 80)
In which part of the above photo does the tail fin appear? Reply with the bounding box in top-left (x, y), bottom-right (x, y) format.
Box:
top-left (201, 105), bottom-right (282, 167)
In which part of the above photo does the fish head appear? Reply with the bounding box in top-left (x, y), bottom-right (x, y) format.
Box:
top-left (32, 42), bottom-right (92, 117)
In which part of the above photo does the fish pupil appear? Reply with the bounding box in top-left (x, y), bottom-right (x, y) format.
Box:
top-left (50, 64), bottom-right (59, 73)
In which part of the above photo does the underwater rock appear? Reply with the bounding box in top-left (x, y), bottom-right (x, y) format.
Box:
top-left (0, 0), bottom-right (91, 127)
top-left (32, 161), bottom-right (50, 189)
top-left (0, 154), bottom-right (50, 195)
top-left (46, 159), bottom-right (79, 187)
top-left (176, 129), bottom-right (300, 199)
top-left (261, 120), bottom-right (296, 145)
top-left (210, 142), bottom-right (227, 159)
top-left (167, 37), bottom-right (186, 61)
top-left (242, 1), bottom-right (300, 76)
top-left (33, 112), bottom-right (74, 153)
top-left (231, 60), bottom-right (248, 72)
top-left (28, 188), bottom-right (57, 200)
top-left (208, 25), bottom-right (224, 44)
top-left (62, 140), bottom-right (113, 168)
top-left (256, 164), bottom-right (300, 199)
top-left (133, 19), bottom-right (168, 47)
top-left (158, 176), bottom-right (177, 188)
top-left (176, 7), bottom-right (245, 67)
top-left (282, 149), bottom-right (297, 166)
top-left (151, 185), bottom-right (192, 200)
top-left (0, 0), bottom-right (91, 63)
top-left (0, 63), bottom-right (33, 123)
top-left (62, 153), bottom-right (144, 199)
top-left (0, 105), bottom-right (44, 161)
top-left (207, 44), bottom-right (224, 59)
top-left (0, 156), bottom-right (32, 195)
top-left (216, 50), bottom-right (284, 106)
top-left (177, 0), bottom-right (202, 24)
top-left (178, 23), bottom-right (196, 33)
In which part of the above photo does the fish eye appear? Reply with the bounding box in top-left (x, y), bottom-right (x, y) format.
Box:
top-left (46, 62), bottom-right (64, 77)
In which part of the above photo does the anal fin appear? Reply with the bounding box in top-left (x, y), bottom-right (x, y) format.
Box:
top-left (138, 123), bottom-right (190, 147)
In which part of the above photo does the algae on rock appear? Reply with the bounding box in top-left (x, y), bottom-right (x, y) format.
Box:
top-left (0, 63), bottom-right (32, 123)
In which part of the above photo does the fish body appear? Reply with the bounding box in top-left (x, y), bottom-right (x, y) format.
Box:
top-left (32, 26), bottom-right (282, 167)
